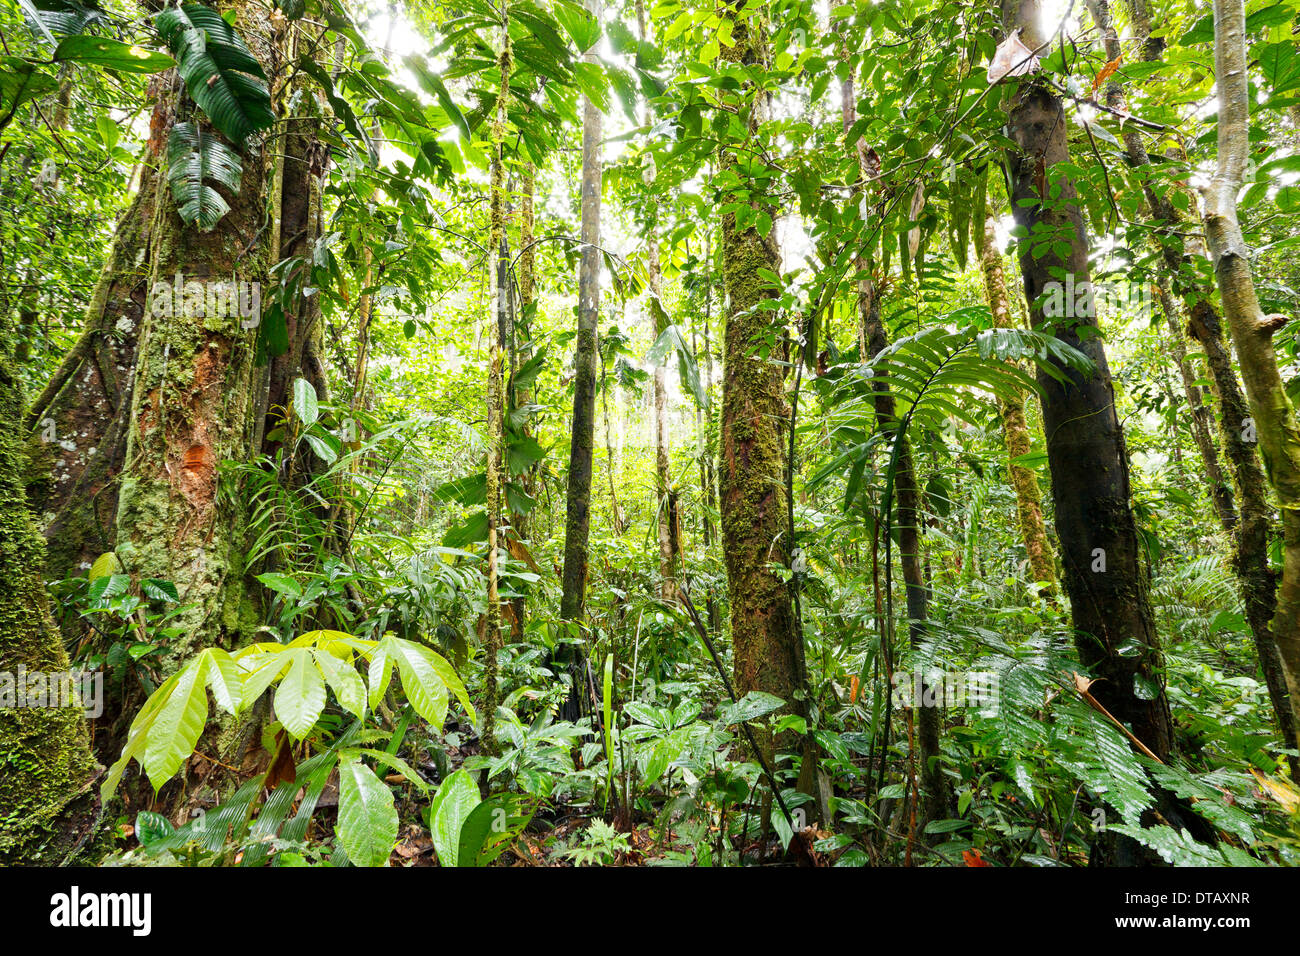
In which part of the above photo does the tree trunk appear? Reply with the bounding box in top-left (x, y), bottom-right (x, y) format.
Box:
top-left (1156, 281), bottom-right (1237, 530)
top-left (24, 146), bottom-right (161, 580)
top-left (979, 216), bottom-right (1058, 597)
top-left (559, 0), bottom-right (603, 628)
top-left (0, 319), bottom-right (95, 864)
top-left (510, 161), bottom-right (537, 632)
top-left (1000, 0), bottom-right (1175, 765)
top-left (112, 0), bottom-right (278, 673)
top-left (1089, 0), bottom-right (1294, 750)
top-left (648, 238), bottom-right (680, 601)
top-left (841, 53), bottom-right (949, 830)
top-left (718, 2), bottom-right (805, 763)
top-left (482, 19), bottom-right (511, 755)
top-left (1204, 0), bottom-right (1300, 745)
top-left (637, 1), bottom-right (679, 602)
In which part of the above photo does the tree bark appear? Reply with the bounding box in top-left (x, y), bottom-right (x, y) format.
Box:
top-left (482, 18), bottom-right (511, 755)
top-left (559, 0), bottom-right (603, 627)
top-left (718, 2), bottom-right (805, 766)
top-left (1089, 0), bottom-right (1294, 750)
top-left (112, 0), bottom-right (279, 674)
top-left (0, 317), bottom-right (95, 864)
top-left (978, 216), bottom-right (1058, 597)
top-left (24, 160), bottom-right (157, 581)
top-left (1000, 0), bottom-right (1175, 766)
top-left (1204, 0), bottom-right (1300, 746)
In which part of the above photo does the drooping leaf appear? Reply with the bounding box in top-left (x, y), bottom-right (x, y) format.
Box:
top-left (166, 121), bottom-right (243, 231)
top-left (155, 2), bottom-right (275, 144)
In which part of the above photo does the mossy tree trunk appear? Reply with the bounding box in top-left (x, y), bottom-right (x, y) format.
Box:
top-left (113, 0), bottom-right (279, 675)
top-left (482, 17), bottom-right (511, 756)
top-left (1205, 0), bottom-right (1300, 746)
top-left (978, 215), bottom-right (1058, 597)
top-left (0, 319), bottom-right (95, 865)
top-left (717, 2), bottom-right (806, 767)
top-left (1000, 0), bottom-right (1175, 765)
top-left (23, 135), bottom-right (163, 581)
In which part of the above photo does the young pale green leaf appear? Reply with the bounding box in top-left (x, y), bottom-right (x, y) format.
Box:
top-left (88, 551), bottom-right (121, 581)
top-left (386, 637), bottom-right (449, 729)
top-left (292, 377), bottom-right (319, 427)
top-left (274, 647), bottom-right (326, 740)
top-left (142, 654), bottom-right (211, 789)
top-left (368, 640), bottom-right (393, 710)
top-left (313, 648), bottom-right (367, 720)
top-left (202, 648), bottom-right (243, 714)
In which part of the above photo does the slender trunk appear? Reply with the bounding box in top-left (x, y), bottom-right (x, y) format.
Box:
top-left (1000, 0), bottom-right (1174, 767)
top-left (481, 17), bottom-right (512, 755)
top-left (559, 0), bottom-right (603, 626)
top-left (1205, 0), bottom-right (1300, 745)
top-left (600, 354), bottom-right (624, 535)
top-left (1156, 281), bottom-right (1236, 530)
top-left (637, 0), bottom-right (679, 601)
top-left (1089, 0), bottom-right (1294, 748)
top-left (648, 242), bottom-right (680, 600)
top-left (841, 52), bottom-right (949, 829)
top-left (260, 29), bottom-right (330, 460)
top-left (510, 162), bottom-right (537, 632)
top-left (978, 216), bottom-right (1058, 597)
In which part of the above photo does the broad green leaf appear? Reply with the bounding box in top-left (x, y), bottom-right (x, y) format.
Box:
top-left (337, 757), bottom-right (398, 867)
top-left (313, 648), bottom-right (366, 719)
top-left (142, 654), bottom-right (211, 789)
top-left (53, 35), bottom-right (174, 73)
top-left (166, 121), bottom-right (242, 231)
top-left (255, 571), bottom-right (302, 598)
top-left (274, 647), bottom-right (326, 740)
top-left (292, 377), bottom-right (319, 427)
top-left (386, 637), bottom-right (449, 729)
top-left (202, 648), bottom-right (243, 714)
top-left (427, 769), bottom-right (479, 867)
top-left (720, 691), bottom-right (785, 725)
top-left (155, 3), bottom-right (274, 143)
top-left (88, 551), bottom-right (121, 581)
